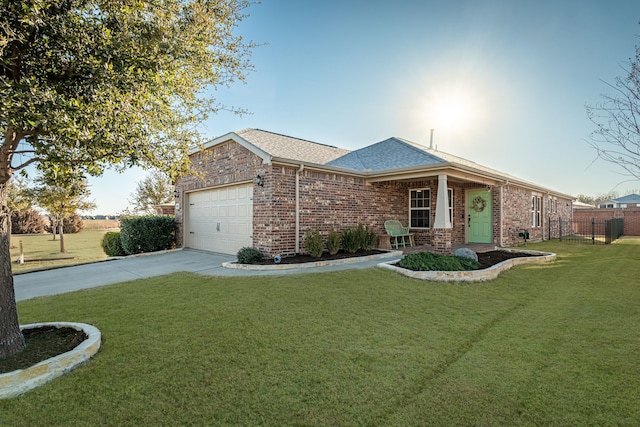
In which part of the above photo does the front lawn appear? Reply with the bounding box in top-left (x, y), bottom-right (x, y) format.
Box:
top-left (9, 229), bottom-right (111, 274)
top-left (1, 240), bottom-right (639, 425)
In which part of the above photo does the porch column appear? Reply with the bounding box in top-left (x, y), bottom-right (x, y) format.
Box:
top-left (433, 174), bottom-right (452, 254)
top-left (434, 174), bottom-right (451, 229)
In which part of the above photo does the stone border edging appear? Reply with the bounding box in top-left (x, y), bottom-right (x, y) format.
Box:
top-left (377, 249), bottom-right (556, 282)
top-left (223, 250), bottom-right (404, 270)
top-left (0, 322), bottom-right (102, 399)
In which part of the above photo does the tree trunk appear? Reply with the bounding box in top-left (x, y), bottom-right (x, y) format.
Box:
top-left (0, 184), bottom-right (25, 359)
top-left (51, 217), bottom-right (57, 241)
top-left (59, 221), bottom-right (65, 253)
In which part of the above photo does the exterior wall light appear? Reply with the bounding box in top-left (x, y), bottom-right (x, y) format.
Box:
top-left (174, 190), bottom-right (179, 198)
top-left (256, 174), bottom-right (264, 186)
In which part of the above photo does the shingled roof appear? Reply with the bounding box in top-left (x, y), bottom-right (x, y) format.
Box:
top-left (327, 137), bottom-right (445, 170)
top-left (235, 129), bottom-right (350, 165)
top-left (200, 129), bottom-right (571, 198)
top-left (612, 194), bottom-right (640, 204)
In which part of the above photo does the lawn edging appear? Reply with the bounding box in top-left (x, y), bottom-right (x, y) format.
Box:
top-left (0, 322), bottom-right (101, 399)
top-left (377, 249), bottom-right (556, 282)
top-left (223, 250), bottom-right (403, 270)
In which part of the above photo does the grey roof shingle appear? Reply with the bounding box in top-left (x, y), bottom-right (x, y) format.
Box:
top-left (327, 137), bottom-right (446, 171)
top-left (327, 136), bottom-right (541, 187)
top-left (221, 129), bottom-right (570, 197)
top-left (236, 129), bottom-right (350, 165)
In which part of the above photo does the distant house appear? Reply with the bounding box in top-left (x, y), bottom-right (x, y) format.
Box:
top-left (175, 129), bottom-right (573, 257)
top-left (597, 194), bottom-right (640, 209)
top-left (573, 200), bottom-right (595, 209)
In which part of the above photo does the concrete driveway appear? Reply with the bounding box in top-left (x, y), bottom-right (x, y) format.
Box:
top-left (14, 249), bottom-right (396, 302)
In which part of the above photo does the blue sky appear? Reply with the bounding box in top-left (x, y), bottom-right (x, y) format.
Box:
top-left (90, 0), bottom-right (640, 214)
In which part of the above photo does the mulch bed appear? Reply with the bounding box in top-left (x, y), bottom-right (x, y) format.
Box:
top-left (253, 249), bottom-right (386, 265)
top-left (475, 250), bottom-right (539, 269)
top-left (0, 326), bottom-right (87, 374)
top-left (252, 249), bottom-right (538, 269)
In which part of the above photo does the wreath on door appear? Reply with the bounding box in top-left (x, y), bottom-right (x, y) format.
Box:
top-left (472, 196), bottom-right (487, 212)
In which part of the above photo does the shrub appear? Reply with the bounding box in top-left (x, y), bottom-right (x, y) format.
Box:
top-left (341, 226), bottom-right (361, 253)
top-left (326, 229), bottom-right (341, 255)
top-left (305, 229), bottom-right (324, 258)
top-left (120, 216), bottom-right (175, 254)
top-left (63, 214), bottom-right (84, 234)
top-left (363, 225), bottom-right (377, 250)
top-left (237, 247), bottom-right (263, 264)
top-left (398, 252), bottom-right (479, 271)
top-left (10, 210), bottom-right (46, 234)
top-left (101, 231), bottom-right (126, 256)
top-left (354, 224), bottom-right (367, 249)
top-left (341, 224), bottom-right (375, 253)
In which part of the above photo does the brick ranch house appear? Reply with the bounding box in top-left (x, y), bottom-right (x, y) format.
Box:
top-left (174, 129), bottom-right (574, 257)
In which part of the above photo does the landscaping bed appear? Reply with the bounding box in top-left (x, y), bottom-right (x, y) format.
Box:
top-left (252, 249), bottom-right (536, 269)
top-left (253, 249), bottom-right (386, 265)
top-left (381, 249), bottom-right (554, 282)
top-left (0, 326), bottom-right (87, 374)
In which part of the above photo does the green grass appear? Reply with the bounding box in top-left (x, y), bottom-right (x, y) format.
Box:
top-left (1, 240), bottom-right (639, 425)
top-left (9, 229), bottom-right (111, 274)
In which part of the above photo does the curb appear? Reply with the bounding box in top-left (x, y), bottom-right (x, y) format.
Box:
top-left (0, 322), bottom-right (102, 399)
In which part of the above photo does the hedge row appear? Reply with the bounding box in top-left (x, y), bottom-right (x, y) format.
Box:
top-left (101, 216), bottom-right (175, 257)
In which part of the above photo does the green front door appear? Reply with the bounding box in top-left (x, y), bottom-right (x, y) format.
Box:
top-left (467, 189), bottom-right (492, 243)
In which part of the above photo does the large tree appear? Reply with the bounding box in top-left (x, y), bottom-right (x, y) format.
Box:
top-left (586, 34), bottom-right (640, 181)
top-left (129, 170), bottom-right (174, 215)
top-left (0, 0), bottom-right (253, 358)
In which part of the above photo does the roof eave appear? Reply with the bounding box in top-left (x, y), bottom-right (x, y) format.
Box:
top-left (256, 157), bottom-right (574, 200)
top-left (366, 163), bottom-right (574, 199)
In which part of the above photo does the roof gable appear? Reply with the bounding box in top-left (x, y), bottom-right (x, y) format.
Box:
top-left (327, 137), bottom-right (446, 171)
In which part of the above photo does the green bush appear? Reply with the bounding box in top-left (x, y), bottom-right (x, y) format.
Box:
top-left (398, 252), bottom-right (479, 271)
top-left (305, 229), bottom-right (324, 258)
top-left (101, 231), bottom-right (126, 257)
top-left (119, 216), bottom-right (175, 255)
top-left (237, 247), bottom-right (263, 264)
top-left (363, 225), bottom-right (377, 250)
top-left (341, 226), bottom-right (361, 253)
top-left (326, 229), bottom-right (341, 255)
top-left (340, 224), bottom-right (375, 253)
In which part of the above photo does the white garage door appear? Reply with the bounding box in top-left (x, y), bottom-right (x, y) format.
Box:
top-left (185, 184), bottom-right (253, 255)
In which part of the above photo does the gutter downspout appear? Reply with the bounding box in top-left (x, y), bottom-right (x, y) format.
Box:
top-left (499, 184), bottom-right (504, 247)
top-left (295, 164), bottom-right (304, 254)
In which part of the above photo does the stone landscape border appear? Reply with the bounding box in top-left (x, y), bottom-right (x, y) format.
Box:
top-left (377, 249), bottom-right (556, 282)
top-left (0, 322), bottom-right (101, 399)
top-left (223, 250), bottom-right (403, 270)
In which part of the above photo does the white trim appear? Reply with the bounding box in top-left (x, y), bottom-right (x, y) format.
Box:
top-left (409, 188), bottom-right (431, 228)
